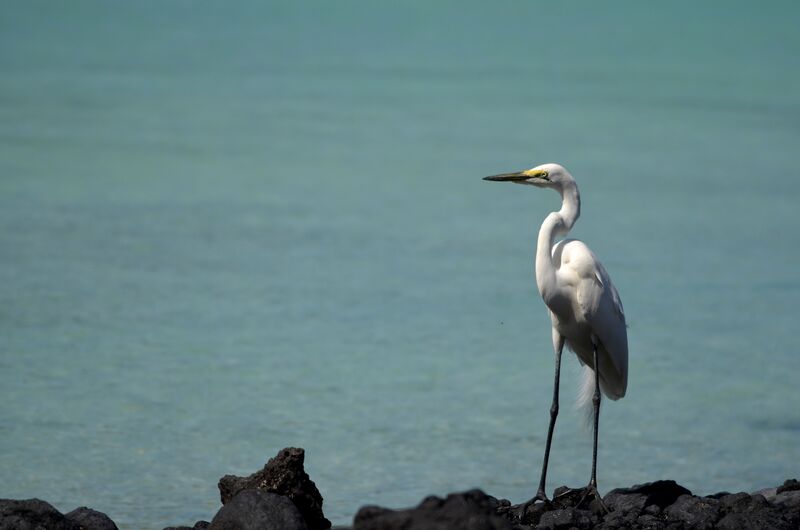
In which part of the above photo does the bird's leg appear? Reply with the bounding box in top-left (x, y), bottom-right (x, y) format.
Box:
top-left (533, 336), bottom-right (564, 503)
top-left (578, 341), bottom-right (608, 512)
top-left (590, 342), bottom-right (601, 490)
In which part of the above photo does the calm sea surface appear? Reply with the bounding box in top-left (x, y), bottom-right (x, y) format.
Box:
top-left (2, 2), bottom-right (799, 528)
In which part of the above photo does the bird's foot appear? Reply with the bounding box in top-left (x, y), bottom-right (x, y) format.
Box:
top-left (577, 482), bottom-right (609, 514)
top-left (544, 484), bottom-right (608, 513)
top-left (532, 489), bottom-right (550, 504)
top-left (514, 491), bottom-right (551, 525)
top-left (517, 490), bottom-right (550, 512)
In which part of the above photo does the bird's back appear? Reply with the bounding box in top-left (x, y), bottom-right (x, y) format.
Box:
top-left (548, 239), bottom-right (628, 400)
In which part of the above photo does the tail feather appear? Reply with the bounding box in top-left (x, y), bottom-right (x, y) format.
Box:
top-left (577, 365), bottom-right (596, 430)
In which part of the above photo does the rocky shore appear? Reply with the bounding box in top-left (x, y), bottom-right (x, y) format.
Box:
top-left (2, 447), bottom-right (798, 530)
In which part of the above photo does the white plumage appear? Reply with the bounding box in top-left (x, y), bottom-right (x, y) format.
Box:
top-left (552, 238), bottom-right (628, 402)
top-left (484, 162), bottom-right (628, 506)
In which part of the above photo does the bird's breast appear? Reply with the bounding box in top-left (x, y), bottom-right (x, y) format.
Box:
top-left (542, 287), bottom-right (583, 325)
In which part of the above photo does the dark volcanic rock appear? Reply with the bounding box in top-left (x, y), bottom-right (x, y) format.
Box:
top-left (7, 468), bottom-right (800, 530)
top-left (664, 494), bottom-right (722, 529)
top-left (164, 521), bottom-right (210, 530)
top-left (719, 491), bottom-right (766, 511)
top-left (508, 499), bottom-right (550, 526)
top-left (65, 507), bottom-right (119, 530)
top-left (507, 487), bottom-right (606, 526)
top-left (716, 509), bottom-right (795, 530)
top-left (594, 507), bottom-right (640, 530)
top-left (549, 486), bottom-right (601, 510)
top-left (209, 489), bottom-right (308, 530)
top-left (715, 492), bottom-right (795, 530)
top-left (772, 489), bottom-right (800, 511)
top-left (218, 447), bottom-right (330, 530)
top-left (635, 513), bottom-right (670, 529)
top-left (353, 489), bottom-right (513, 530)
top-left (707, 491), bottom-right (732, 499)
top-left (604, 480), bottom-right (693, 514)
top-left (0, 498), bottom-right (78, 530)
top-left (536, 507), bottom-right (595, 530)
top-left (500, 480), bottom-right (799, 529)
top-left (777, 478), bottom-right (800, 494)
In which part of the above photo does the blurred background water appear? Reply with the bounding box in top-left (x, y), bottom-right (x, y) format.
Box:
top-left (1, 1), bottom-right (799, 528)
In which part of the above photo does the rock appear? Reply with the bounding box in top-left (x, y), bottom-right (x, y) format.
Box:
top-left (635, 513), bottom-right (670, 529)
top-left (163, 522), bottom-right (210, 530)
top-left (772, 490), bottom-right (800, 511)
top-left (218, 447), bottom-right (330, 530)
top-left (508, 499), bottom-right (549, 526)
top-left (0, 498), bottom-right (78, 530)
top-left (7, 474), bottom-right (800, 530)
top-left (752, 487), bottom-right (778, 501)
top-left (209, 489), bottom-right (308, 530)
top-left (718, 492), bottom-right (764, 511)
top-left (536, 507), bottom-right (594, 530)
top-left (664, 494), bottom-right (722, 529)
top-left (716, 510), bottom-right (794, 530)
top-left (353, 489), bottom-right (513, 530)
top-left (714, 492), bottom-right (795, 530)
top-left (707, 491), bottom-right (731, 499)
top-left (549, 486), bottom-right (590, 509)
top-left (604, 480), bottom-right (692, 514)
top-left (65, 507), bottom-right (118, 530)
top-left (777, 478), bottom-right (800, 494)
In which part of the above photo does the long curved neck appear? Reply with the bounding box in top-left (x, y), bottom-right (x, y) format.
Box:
top-left (535, 182), bottom-right (580, 297)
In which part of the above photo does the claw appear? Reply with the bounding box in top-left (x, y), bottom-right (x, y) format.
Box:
top-left (532, 490), bottom-right (550, 504)
top-left (514, 493), bottom-right (552, 525)
top-left (577, 483), bottom-right (609, 513)
top-left (517, 491), bottom-right (550, 515)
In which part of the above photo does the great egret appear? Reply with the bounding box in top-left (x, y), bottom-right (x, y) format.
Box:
top-left (484, 163), bottom-right (628, 508)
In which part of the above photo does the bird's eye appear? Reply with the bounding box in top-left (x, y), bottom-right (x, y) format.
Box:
top-left (541, 172), bottom-right (550, 180)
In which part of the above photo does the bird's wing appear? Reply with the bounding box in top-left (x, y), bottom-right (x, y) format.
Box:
top-left (593, 259), bottom-right (625, 321)
top-left (586, 261), bottom-right (628, 399)
top-left (560, 241), bottom-right (628, 399)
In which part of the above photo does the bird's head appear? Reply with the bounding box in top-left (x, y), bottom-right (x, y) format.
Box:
top-left (483, 163), bottom-right (574, 190)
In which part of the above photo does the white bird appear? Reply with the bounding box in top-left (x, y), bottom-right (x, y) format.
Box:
top-left (484, 163), bottom-right (628, 507)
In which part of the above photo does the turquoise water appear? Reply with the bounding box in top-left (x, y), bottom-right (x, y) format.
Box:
top-left (2, 1), bottom-right (799, 528)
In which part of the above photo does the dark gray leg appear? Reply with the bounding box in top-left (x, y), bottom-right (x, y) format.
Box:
top-left (534, 336), bottom-right (565, 502)
top-left (578, 341), bottom-right (608, 511)
top-left (590, 342), bottom-right (601, 488)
